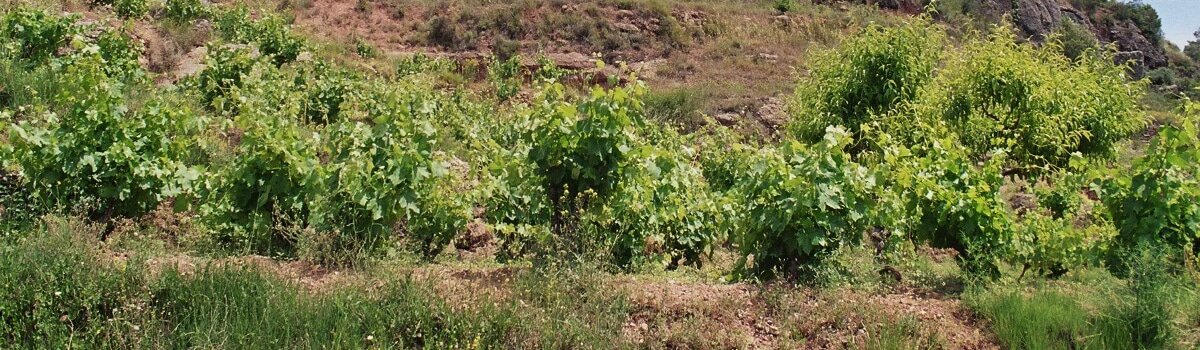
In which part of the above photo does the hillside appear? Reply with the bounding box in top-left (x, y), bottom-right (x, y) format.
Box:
top-left (1, 0), bottom-right (1199, 349)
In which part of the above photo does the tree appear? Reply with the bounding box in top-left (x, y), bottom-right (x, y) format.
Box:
top-left (1184, 29), bottom-right (1200, 63)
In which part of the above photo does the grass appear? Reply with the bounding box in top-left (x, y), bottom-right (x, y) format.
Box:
top-left (967, 290), bottom-right (1092, 349)
top-left (861, 315), bottom-right (943, 350)
top-left (0, 217), bottom-right (634, 349)
top-left (967, 252), bottom-right (1200, 350)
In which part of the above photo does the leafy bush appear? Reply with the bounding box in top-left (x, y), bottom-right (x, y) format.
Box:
top-left (215, 8), bottom-right (303, 66)
top-left (603, 145), bottom-right (727, 269)
top-left (1144, 67), bottom-right (1177, 87)
top-left (164, 0), bottom-right (206, 23)
top-left (7, 54), bottom-right (198, 225)
top-left (113, 0), bottom-right (148, 19)
top-left (1, 7), bottom-right (77, 63)
top-left (774, 0), bottom-right (797, 14)
top-left (527, 83), bottom-right (641, 216)
top-left (787, 19), bottom-right (944, 148)
top-left (96, 29), bottom-right (145, 81)
top-left (736, 127), bottom-right (875, 278)
top-left (311, 119), bottom-right (428, 261)
top-left (406, 178), bottom-right (471, 259)
top-left (483, 148), bottom-right (552, 262)
top-left (201, 116), bottom-right (320, 256)
top-left (875, 133), bottom-right (1014, 278)
top-left (298, 63), bottom-right (352, 124)
top-left (1102, 100), bottom-right (1200, 261)
top-left (191, 45), bottom-right (259, 112)
top-left (1010, 212), bottom-right (1116, 277)
top-left (488, 54), bottom-right (521, 102)
top-left (1053, 19), bottom-right (1097, 61)
top-left (912, 29), bottom-right (1145, 173)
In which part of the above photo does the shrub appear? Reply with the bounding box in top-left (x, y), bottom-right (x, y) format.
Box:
top-left (406, 178), bottom-right (471, 259)
top-left (1053, 19), bottom-right (1097, 61)
top-left (527, 83), bottom-right (642, 220)
top-left (191, 45), bottom-right (259, 112)
top-left (113, 0), bottom-right (148, 19)
top-left (875, 133), bottom-right (1014, 279)
top-left (164, 0), bottom-right (206, 23)
top-left (736, 127), bottom-right (875, 278)
top-left (299, 63), bottom-right (352, 124)
top-left (1010, 212), bottom-right (1116, 277)
top-left (1102, 100), bottom-right (1200, 261)
top-left (214, 8), bottom-right (303, 66)
top-left (483, 148), bottom-right (552, 262)
top-left (787, 19), bottom-right (944, 148)
top-left (521, 82), bottom-right (643, 261)
top-left (7, 54), bottom-right (198, 230)
top-left (1, 7), bottom-right (78, 63)
top-left (774, 0), bottom-right (797, 14)
top-left (911, 29), bottom-right (1145, 173)
top-left (201, 116), bottom-right (321, 256)
top-left (254, 15), bottom-right (304, 66)
top-left (1144, 67), bottom-right (1177, 87)
top-left (603, 145), bottom-right (727, 269)
top-left (96, 29), bottom-right (145, 81)
top-left (488, 54), bottom-right (521, 102)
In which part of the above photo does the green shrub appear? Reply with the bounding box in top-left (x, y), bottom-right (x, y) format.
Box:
top-left (214, 8), bottom-right (303, 66)
top-left (191, 45), bottom-right (259, 112)
top-left (483, 148), bottom-right (552, 262)
top-left (113, 0), bottom-right (148, 19)
top-left (519, 82), bottom-right (644, 262)
top-left (406, 178), bottom-right (470, 259)
top-left (1, 7), bottom-right (78, 63)
top-left (603, 144), bottom-right (727, 269)
top-left (912, 29), bottom-right (1145, 173)
top-left (874, 133), bottom-right (1014, 279)
top-left (7, 54), bottom-right (198, 226)
top-left (788, 19), bottom-right (944, 148)
top-left (164, 0), bottom-right (206, 23)
top-left (527, 83), bottom-right (642, 222)
top-left (488, 54), bottom-right (521, 102)
top-left (310, 119), bottom-right (428, 262)
top-left (1053, 19), bottom-right (1097, 61)
top-left (1010, 212), bottom-right (1116, 277)
top-left (201, 116), bottom-right (320, 256)
top-left (1102, 100), bottom-right (1200, 262)
top-left (736, 127), bottom-right (875, 278)
top-left (96, 29), bottom-right (145, 81)
top-left (773, 0), bottom-right (797, 14)
top-left (298, 63), bottom-right (352, 124)
top-left (1145, 67), bottom-right (1177, 87)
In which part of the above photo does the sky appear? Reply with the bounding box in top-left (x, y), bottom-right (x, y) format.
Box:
top-left (1141, 0), bottom-right (1200, 47)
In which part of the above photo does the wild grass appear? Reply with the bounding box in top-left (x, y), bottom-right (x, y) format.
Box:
top-left (0, 217), bottom-right (634, 349)
top-left (967, 247), bottom-right (1200, 350)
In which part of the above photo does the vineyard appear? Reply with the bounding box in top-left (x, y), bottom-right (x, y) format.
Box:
top-left (1, 0), bottom-right (1199, 349)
